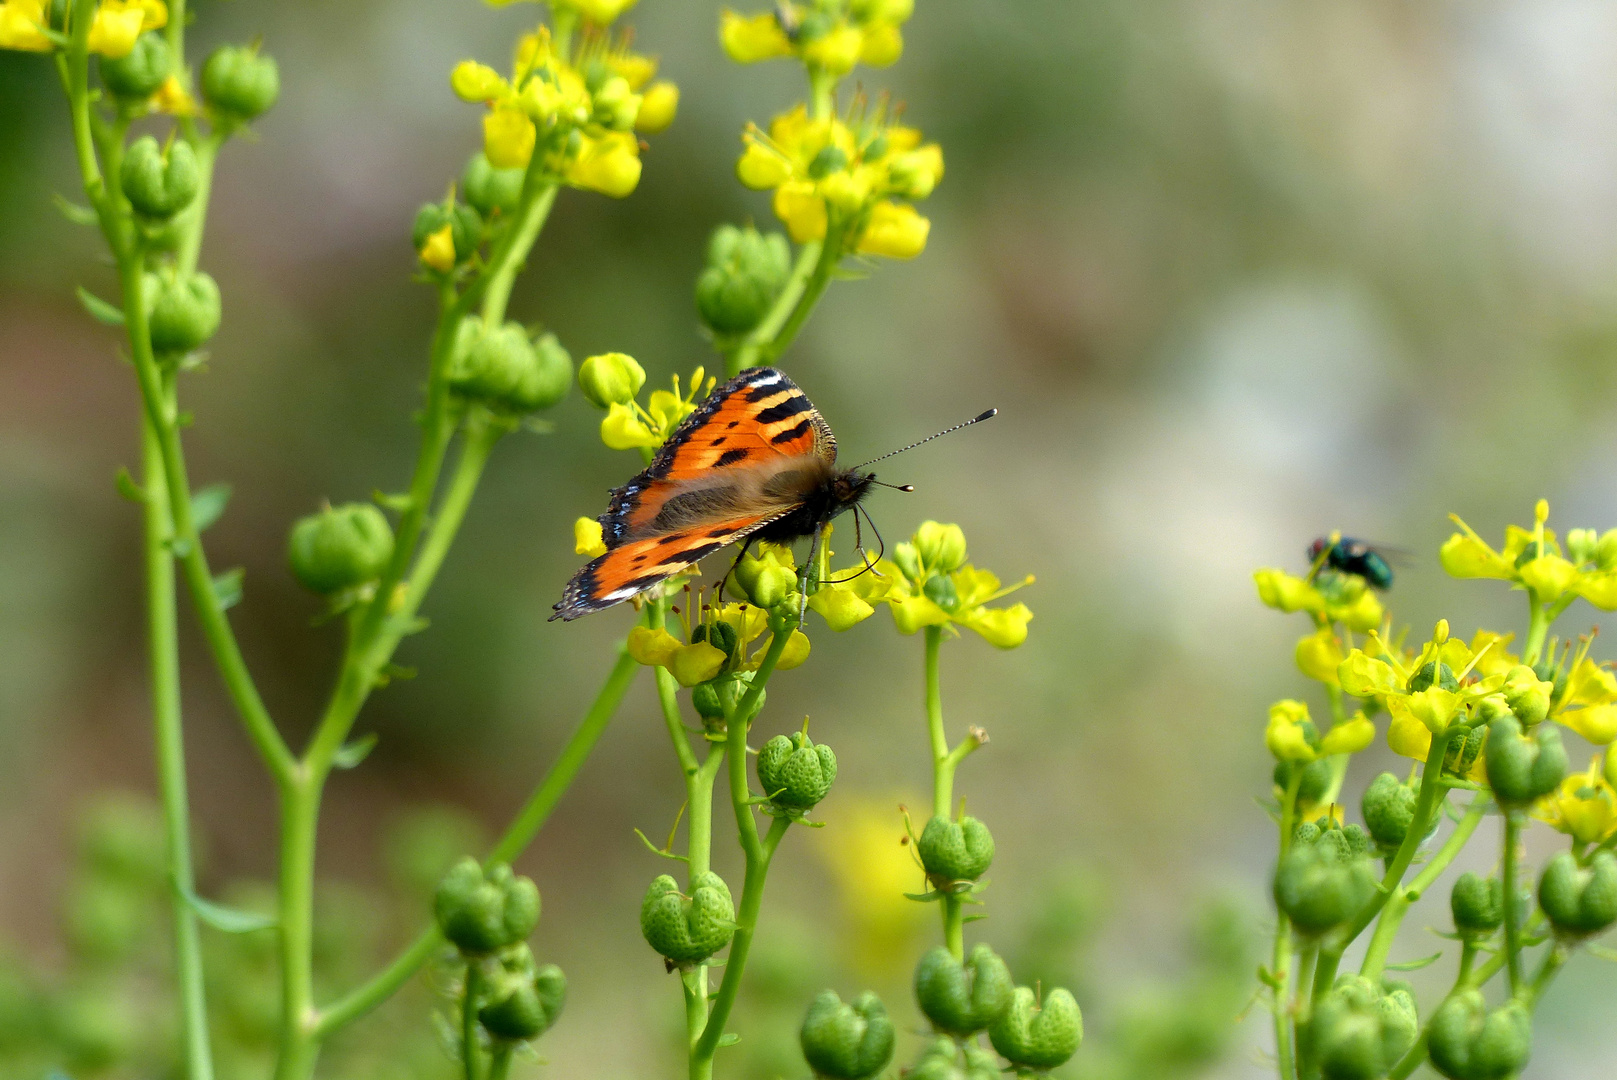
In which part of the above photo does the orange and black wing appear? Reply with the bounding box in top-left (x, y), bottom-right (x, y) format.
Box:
top-left (551, 368), bottom-right (832, 621)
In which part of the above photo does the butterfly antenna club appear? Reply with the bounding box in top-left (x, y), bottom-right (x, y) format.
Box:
top-left (851, 408), bottom-right (998, 471)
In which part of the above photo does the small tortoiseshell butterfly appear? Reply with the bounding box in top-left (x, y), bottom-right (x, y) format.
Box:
top-left (552, 366), bottom-right (991, 621)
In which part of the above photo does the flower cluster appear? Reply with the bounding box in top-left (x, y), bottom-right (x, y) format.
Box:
top-left (450, 10), bottom-right (678, 199)
top-left (627, 587), bottom-right (810, 687)
top-left (1442, 500), bottom-right (1617, 612)
top-left (573, 354), bottom-right (710, 452)
top-left (0, 0), bottom-right (165, 59)
top-left (721, 0), bottom-right (914, 76)
top-left (738, 101), bottom-right (942, 259)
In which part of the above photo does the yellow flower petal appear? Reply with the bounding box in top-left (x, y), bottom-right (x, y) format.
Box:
top-left (451, 60), bottom-right (507, 102)
top-left (1561, 704), bottom-right (1617, 745)
top-left (0, 1), bottom-right (51, 51)
top-left (800, 23), bottom-right (863, 75)
top-left (1517, 554), bottom-right (1577, 603)
top-left (635, 80), bottom-right (678, 134)
top-left (1337, 652), bottom-right (1401, 698)
top-left (566, 131), bottom-right (642, 198)
top-left (854, 200), bottom-right (929, 259)
top-left (1439, 533), bottom-right (1511, 579)
top-left (483, 106), bottom-right (536, 169)
top-left (1386, 709), bottom-right (1432, 760)
top-left (670, 641), bottom-right (728, 686)
top-left (1253, 568), bottom-right (1324, 614)
top-left (889, 594), bottom-right (948, 635)
top-left (573, 517), bottom-right (607, 558)
top-left (773, 629), bottom-right (812, 669)
top-left (1320, 714), bottom-right (1375, 756)
top-left (627, 626), bottom-right (680, 668)
top-left (859, 22), bottom-right (903, 66)
top-left (719, 10), bottom-right (793, 63)
top-left (418, 224), bottom-right (456, 273)
top-left (1575, 571), bottom-right (1617, 610)
top-left (808, 587), bottom-right (876, 631)
top-left (1406, 686), bottom-right (1462, 734)
top-left (773, 181), bottom-right (827, 243)
top-left (1265, 700), bottom-right (1317, 763)
top-left (1295, 629), bottom-right (1344, 685)
top-left (88, 4), bottom-right (146, 58)
top-left (963, 603), bottom-right (1032, 649)
top-left (600, 402), bottom-right (660, 450)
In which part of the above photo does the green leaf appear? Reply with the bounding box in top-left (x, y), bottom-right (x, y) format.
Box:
top-left (521, 417), bottom-right (556, 435)
top-left (333, 733), bottom-right (378, 770)
top-left (717, 1034), bottom-right (740, 1048)
top-left (190, 483), bottom-right (233, 531)
top-left (212, 568), bottom-right (244, 611)
top-left (114, 467), bottom-right (146, 504)
top-left (76, 286), bottom-right (125, 325)
top-left (1386, 951), bottom-right (1443, 972)
top-left (373, 490), bottom-right (413, 512)
top-left (178, 883), bottom-right (276, 934)
top-left (1586, 944), bottom-right (1617, 964)
top-left (54, 194), bottom-right (99, 225)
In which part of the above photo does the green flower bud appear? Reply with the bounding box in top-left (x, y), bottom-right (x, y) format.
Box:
top-left (1597, 528), bottom-right (1617, 570)
top-left (757, 731), bottom-right (837, 810)
top-left (1483, 715), bottom-right (1566, 806)
top-left (1307, 976), bottom-right (1418, 1080)
top-left (913, 521), bottom-right (968, 574)
top-left (577, 351), bottom-right (646, 408)
top-left (962, 1047), bottom-right (1002, 1080)
top-left (1449, 872), bottom-right (1503, 937)
top-left (1275, 758), bottom-right (1333, 807)
top-left (450, 319), bottom-right (571, 414)
top-left (287, 502), bottom-right (395, 595)
top-left (478, 961), bottom-right (566, 1041)
top-left (918, 815), bottom-right (994, 883)
top-left (144, 269), bottom-right (221, 356)
top-left (691, 619), bottom-right (741, 663)
top-left (201, 45), bottom-right (280, 121)
top-left (462, 152), bottom-right (527, 218)
top-left (640, 872), bottom-right (735, 965)
top-left (1426, 992), bottom-right (1530, 1080)
top-left (1538, 850), bottom-right (1617, 937)
top-left (412, 201), bottom-right (483, 265)
top-left (799, 990), bottom-right (895, 1080)
top-left (592, 75), bottom-right (640, 130)
top-left (913, 944), bottom-right (1014, 1036)
top-left (891, 541), bottom-right (922, 583)
top-left (433, 859), bottom-right (541, 955)
top-left (1361, 773), bottom-right (1417, 849)
top-left (1273, 825), bottom-right (1378, 935)
top-left (1407, 662), bottom-right (1459, 693)
top-left (1502, 665), bottom-right (1553, 725)
top-left (120, 136), bottom-right (199, 220)
top-left (988, 985), bottom-right (1082, 1071)
top-left (749, 564), bottom-right (797, 610)
top-left (691, 681), bottom-right (726, 721)
top-left (695, 224), bottom-right (792, 335)
top-left (1567, 528), bottom-right (1599, 565)
top-left (99, 32), bottom-right (171, 100)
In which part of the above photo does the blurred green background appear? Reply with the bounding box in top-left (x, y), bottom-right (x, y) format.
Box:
top-left (5, 0), bottom-right (1617, 1076)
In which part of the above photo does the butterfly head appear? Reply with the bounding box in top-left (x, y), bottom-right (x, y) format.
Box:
top-left (832, 469), bottom-right (877, 510)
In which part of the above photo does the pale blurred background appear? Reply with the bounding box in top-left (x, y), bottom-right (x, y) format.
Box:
top-left (4, 0), bottom-right (1617, 1077)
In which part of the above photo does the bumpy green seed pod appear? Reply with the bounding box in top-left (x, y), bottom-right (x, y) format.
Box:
top-left (100, 32), bottom-right (171, 100)
top-left (201, 45), bottom-right (280, 120)
top-left (695, 224), bottom-right (792, 335)
top-left (757, 732), bottom-right (837, 810)
top-left (799, 990), bottom-right (895, 1080)
top-left (918, 816), bottom-right (994, 883)
top-left (1407, 662), bottom-right (1459, 693)
top-left (577, 351), bottom-right (645, 408)
top-left (1444, 723), bottom-right (1487, 778)
top-left (1449, 872), bottom-right (1503, 938)
top-left (412, 201), bottom-right (484, 265)
top-left (450, 319), bottom-right (571, 414)
top-left (1274, 823), bottom-right (1377, 935)
top-left (1275, 758), bottom-right (1332, 807)
top-left (913, 944), bottom-right (1013, 1036)
top-left (1307, 976), bottom-right (1418, 1080)
top-left (988, 985), bottom-right (1082, 1071)
top-left (691, 681), bottom-right (726, 722)
top-left (433, 858), bottom-right (541, 955)
top-left (1483, 715), bottom-right (1567, 806)
top-left (1361, 773), bottom-right (1417, 850)
top-left (121, 136), bottom-right (199, 220)
top-left (144, 270), bottom-right (221, 356)
top-left (1538, 850), bottom-right (1617, 937)
top-left (640, 872), bottom-right (735, 965)
top-left (478, 960), bottom-right (566, 1041)
top-left (905, 1039), bottom-right (960, 1080)
top-left (1426, 992), bottom-right (1531, 1080)
top-left (462, 152), bottom-right (527, 218)
top-left (287, 503), bottom-right (395, 595)
top-left (962, 1046), bottom-right (1002, 1080)
top-left (691, 619), bottom-right (740, 663)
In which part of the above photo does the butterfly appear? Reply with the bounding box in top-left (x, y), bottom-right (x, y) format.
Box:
top-left (552, 366), bottom-right (992, 621)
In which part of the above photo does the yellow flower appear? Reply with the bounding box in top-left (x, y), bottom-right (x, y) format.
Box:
top-left (566, 0), bottom-right (640, 26)
top-left (483, 106), bottom-right (536, 169)
top-left (1252, 566), bottom-right (1383, 631)
top-left (418, 225), bottom-right (456, 273)
top-left (565, 131), bottom-right (642, 197)
top-left (597, 367), bottom-right (717, 453)
top-left (1556, 657), bottom-right (1617, 745)
top-left (452, 60), bottom-right (508, 103)
top-left (773, 180), bottom-right (828, 242)
top-left (720, 9), bottom-right (792, 63)
top-left (0, 0), bottom-right (50, 52)
top-left (1534, 757), bottom-right (1617, 845)
top-left (1295, 628), bottom-right (1344, 685)
top-left (635, 81), bottom-right (678, 134)
top-left (87, 0), bottom-right (149, 59)
top-left (1321, 712), bottom-right (1376, 756)
top-left (737, 138), bottom-right (792, 189)
top-left (1265, 700), bottom-right (1318, 762)
top-left (868, 523), bottom-right (1033, 647)
top-left (859, 22), bottom-right (902, 66)
top-left (813, 797), bottom-right (929, 978)
top-left (1443, 500), bottom-right (1617, 611)
top-left (800, 23), bottom-right (863, 75)
top-left (574, 517), bottom-right (607, 558)
top-left (854, 199), bottom-right (928, 258)
top-left (1339, 623), bottom-right (1506, 757)
top-left (600, 402), bottom-right (660, 450)
top-left (149, 73), bottom-right (198, 116)
top-left (610, 52), bottom-right (657, 90)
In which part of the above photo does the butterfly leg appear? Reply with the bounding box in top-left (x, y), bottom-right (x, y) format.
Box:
top-left (796, 525), bottom-right (823, 626)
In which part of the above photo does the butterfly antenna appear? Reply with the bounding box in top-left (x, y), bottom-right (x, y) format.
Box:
top-left (851, 409), bottom-right (997, 471)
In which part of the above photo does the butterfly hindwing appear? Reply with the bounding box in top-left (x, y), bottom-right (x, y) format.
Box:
top-left (556, 517), bottom-right (768, 620)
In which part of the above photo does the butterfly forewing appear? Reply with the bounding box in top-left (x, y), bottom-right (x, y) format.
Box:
top-left (552, 368), bottom-right (836, 621)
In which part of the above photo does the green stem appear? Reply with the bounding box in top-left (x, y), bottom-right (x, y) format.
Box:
top-left (273, 772), bottom-right (322, 1080)
top-left (724, 241), bottom-right (823, 375)
top-left (1311, 731), bottom-right (1454, 1002)
top-left (1502, 810), bottom-right (1525, 994)
top-left (1360, 794), bottom-right (1490, 982)
top-left (480, 183), bottom-right (558, 325)
top-left (809, 69), bottom-right (836, 119)
top-left (487, 1043), bottom-right (513, 1080)
top-left (174, 135), bottom-right (219, 276)
top-left (756, 225), bottom-right (843, 366)
top-left (143, 394), bottom-right (215, 1080)
top-left (462, 963), bottom-right (485, 1080)
top-left (1273, 769), bottom-right (1303, 1080)
top-left (1515, 942), bottom-right (1568, 1009)
top-left (314, 640), bottom-right (640, 1038)
top-left (689, 630), bottom-right (796, 1074)
top-left (1524, 604), bottom-right (1551, 667)
top-left (924, 626), bottom-right (950, 818)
